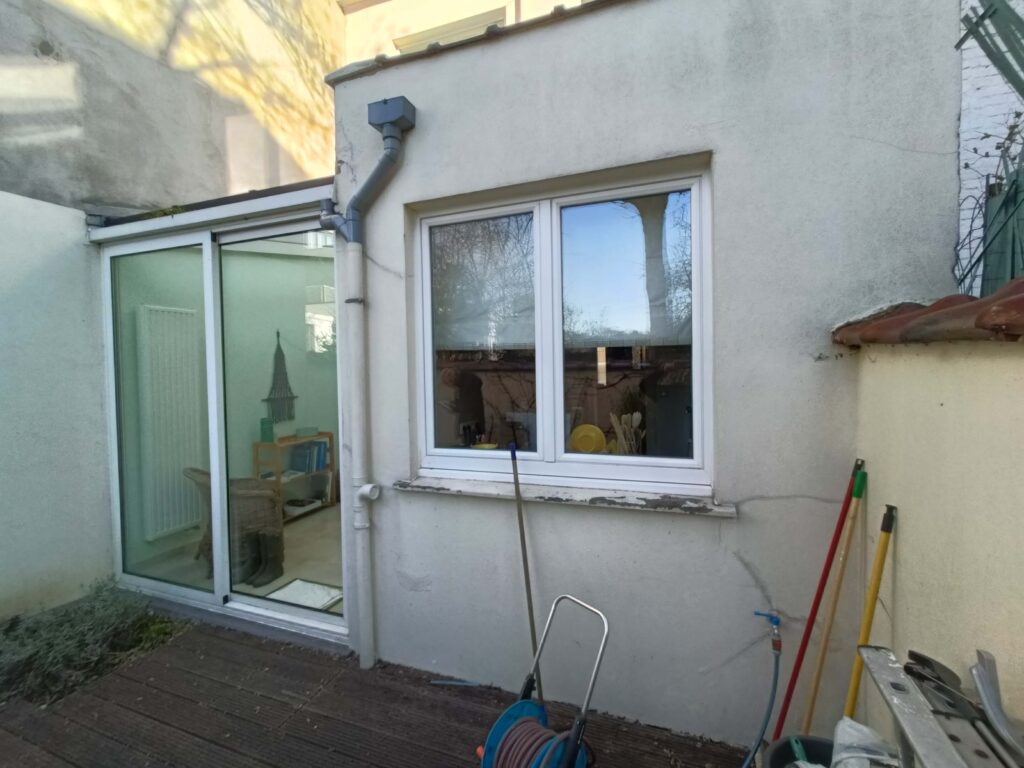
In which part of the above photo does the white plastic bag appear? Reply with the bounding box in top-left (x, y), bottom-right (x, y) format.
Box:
top-left (831, 717), bottom-right (900, 767)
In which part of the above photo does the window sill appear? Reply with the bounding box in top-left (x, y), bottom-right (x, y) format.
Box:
top-left (392, 477), bottom-right (736, 518)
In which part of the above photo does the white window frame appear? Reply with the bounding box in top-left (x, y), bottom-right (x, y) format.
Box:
top-left (416, 174), bottom-right (713, 494)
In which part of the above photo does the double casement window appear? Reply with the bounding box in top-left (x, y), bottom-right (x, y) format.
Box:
top-left (417, 176), bottom-right (711, 492)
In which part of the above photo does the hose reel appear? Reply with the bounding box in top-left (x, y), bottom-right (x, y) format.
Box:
top-left (479, 595), bottom-right (609, 768)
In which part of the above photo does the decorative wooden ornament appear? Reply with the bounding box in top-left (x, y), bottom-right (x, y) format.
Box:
top-left (263, 330), bottom-right (297, 422)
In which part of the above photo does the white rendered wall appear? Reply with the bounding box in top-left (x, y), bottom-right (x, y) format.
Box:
top-left (0, 191), bottom-right (112, 618)
top-left (332, 0), bottom-right (961, 743)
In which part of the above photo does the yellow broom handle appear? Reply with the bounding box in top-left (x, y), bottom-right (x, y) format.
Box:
top-left (844, 505), bottom-right (897, 717)
top-left (801, 470), bottom-right (867, 733)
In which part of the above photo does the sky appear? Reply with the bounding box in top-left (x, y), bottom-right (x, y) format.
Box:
top-left (561, 190), bottom-right (691, 340)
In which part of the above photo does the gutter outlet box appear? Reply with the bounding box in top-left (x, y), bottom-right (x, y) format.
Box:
top-left (368, 97), bottom-right (416, 132)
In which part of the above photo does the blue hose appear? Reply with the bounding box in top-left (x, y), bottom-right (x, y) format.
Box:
top-left (741, 651), bottom-right (778, 768)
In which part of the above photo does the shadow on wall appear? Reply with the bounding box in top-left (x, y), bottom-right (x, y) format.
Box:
top-left (0, 0), bottom-right (343, 216)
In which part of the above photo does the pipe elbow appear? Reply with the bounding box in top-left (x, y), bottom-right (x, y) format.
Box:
top-left (320, 212), bottom-right (345, 233)
top-left (318, 199), bottom-right (349, 238)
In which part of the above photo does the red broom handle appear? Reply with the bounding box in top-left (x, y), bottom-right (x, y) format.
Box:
top-left (771, 458), bottom-right (864, 740)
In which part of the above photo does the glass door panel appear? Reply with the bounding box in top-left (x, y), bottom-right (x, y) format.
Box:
top-left (111, 246), bottom-right (212, 590)
top-left (219, 232), bottom-right (342, 614)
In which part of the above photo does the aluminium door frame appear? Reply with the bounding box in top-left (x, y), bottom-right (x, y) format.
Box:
top-left (94, 184), bottom-right (351, 645)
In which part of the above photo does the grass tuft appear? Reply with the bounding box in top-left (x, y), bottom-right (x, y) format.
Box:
top-left (0, 581), bottom-right (182, 703)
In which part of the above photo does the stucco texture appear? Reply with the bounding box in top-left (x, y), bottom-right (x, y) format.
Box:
top-left (0, 191), bottom-right (112, 618)
top-left (331, 0), bottom-right (961, 742)
top-left (855, 343), bottom-right (1024, 730)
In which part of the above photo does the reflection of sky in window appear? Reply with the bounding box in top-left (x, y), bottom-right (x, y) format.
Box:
top-left (562, 191), bottom-right (690, 339)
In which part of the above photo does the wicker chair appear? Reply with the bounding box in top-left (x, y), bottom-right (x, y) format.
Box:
top-left (184, 467), bottom-right (282, 576)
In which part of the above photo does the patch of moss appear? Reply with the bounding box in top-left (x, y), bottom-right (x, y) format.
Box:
top-left (0, 581), bottom-right (183, 703)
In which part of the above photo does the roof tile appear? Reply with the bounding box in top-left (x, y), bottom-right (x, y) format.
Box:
top-left (858, 295), bottom-right (976, 344)
top-left (832, 277), bottom-right (1024, 346)
top-left (831, 303), bottom-right (924, 347)
top-left (976, 292), bottom-right (1024, 335)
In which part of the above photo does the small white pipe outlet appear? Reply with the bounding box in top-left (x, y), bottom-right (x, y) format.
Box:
top-left (356, 483), bottom-right (381, 502)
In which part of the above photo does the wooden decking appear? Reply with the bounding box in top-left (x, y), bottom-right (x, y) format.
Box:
top-left (0, 623), bottom-right (742, 767)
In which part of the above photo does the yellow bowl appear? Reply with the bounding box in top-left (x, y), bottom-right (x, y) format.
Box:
top-left (569, 424), bottom-right (606, 454)
top-left (471, 443), bottom-right (498, 450)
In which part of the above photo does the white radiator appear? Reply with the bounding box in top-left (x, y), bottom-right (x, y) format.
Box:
top-left (137, 305), bottom-right (206, 542)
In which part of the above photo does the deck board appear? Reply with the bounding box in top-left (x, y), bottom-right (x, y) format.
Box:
top-left (54, 692), bottom-right (266, 768)
top-left (0, 727), bottom-right (77, 768)
top-left (0, 699), bottom-right (169, 768)
top-left (0, 624), bottom-right (742, 768)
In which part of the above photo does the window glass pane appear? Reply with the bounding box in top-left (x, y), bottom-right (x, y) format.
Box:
top-left (111, 247), bottom-right (212, 590)
top-left (430, 212), bottom-right (536, 450)
top-left (561, 190), bottom-right (693, 458)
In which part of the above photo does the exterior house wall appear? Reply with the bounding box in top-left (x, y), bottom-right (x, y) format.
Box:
top-left (0, 190), bottom-right (112, 618)
top-left (854, 343), bottom-right (1024, 729)
top-left (331, 0), bottom-right (960, 742)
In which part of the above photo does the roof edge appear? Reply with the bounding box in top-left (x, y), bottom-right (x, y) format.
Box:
top-left (325, 0), bottom-right (638, 87)
top-left (100, 176), bottom-right (335, 227)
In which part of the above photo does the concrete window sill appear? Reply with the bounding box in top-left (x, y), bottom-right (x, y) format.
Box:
top-left (392, 477), bottom-right (737, 518)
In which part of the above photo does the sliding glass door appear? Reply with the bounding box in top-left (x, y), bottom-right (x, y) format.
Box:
top-left (106, 218), bottom-right (344, 622)
top-left (220, 232), bottom-right (342, 613)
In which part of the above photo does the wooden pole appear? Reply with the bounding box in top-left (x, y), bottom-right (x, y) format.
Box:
top-left (844, 505), bottom-right (896, 718)
top-left (800, 470), bottom-right (867, 733)
top-left (773, 458), bottom-right (864, 740)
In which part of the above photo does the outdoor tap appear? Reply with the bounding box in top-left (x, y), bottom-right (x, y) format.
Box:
top-left (754, 611), bottom-right (782, 655)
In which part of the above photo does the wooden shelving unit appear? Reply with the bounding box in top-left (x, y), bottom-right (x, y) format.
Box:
top-left (252, 431), bottom-right (336, 523)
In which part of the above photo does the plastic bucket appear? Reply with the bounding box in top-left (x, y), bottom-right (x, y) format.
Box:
top-left (763, 736), bottom-right (834, 767)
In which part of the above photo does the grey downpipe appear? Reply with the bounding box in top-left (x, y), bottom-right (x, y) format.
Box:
top-left (320, 98), bottom-right (415, 668)
top-left (319, 97), bottom-right (416, 245)
top-left (317, 128), bottom-right (400, 243)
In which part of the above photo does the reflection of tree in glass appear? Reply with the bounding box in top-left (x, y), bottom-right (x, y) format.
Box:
top-left (564, 192), bottom-right (691, 344)
top-left (665, 193), bottom-right (693, 328)
top-left (622, 193), bottom-right (692, 339)
top-left (430, 213), bottom-right (535, 348)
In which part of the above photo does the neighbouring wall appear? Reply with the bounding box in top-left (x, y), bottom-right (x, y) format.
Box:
top-left (0, 190), bottom-right (112, 618)
top-left (0, 0), bottom-right (343, 215)
top-left (340, 0), bottom-right (586, 62)
top-left (855, 343), bottom-right (1024, 730)
top-left (332, 0), bottom-right (961, 743)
